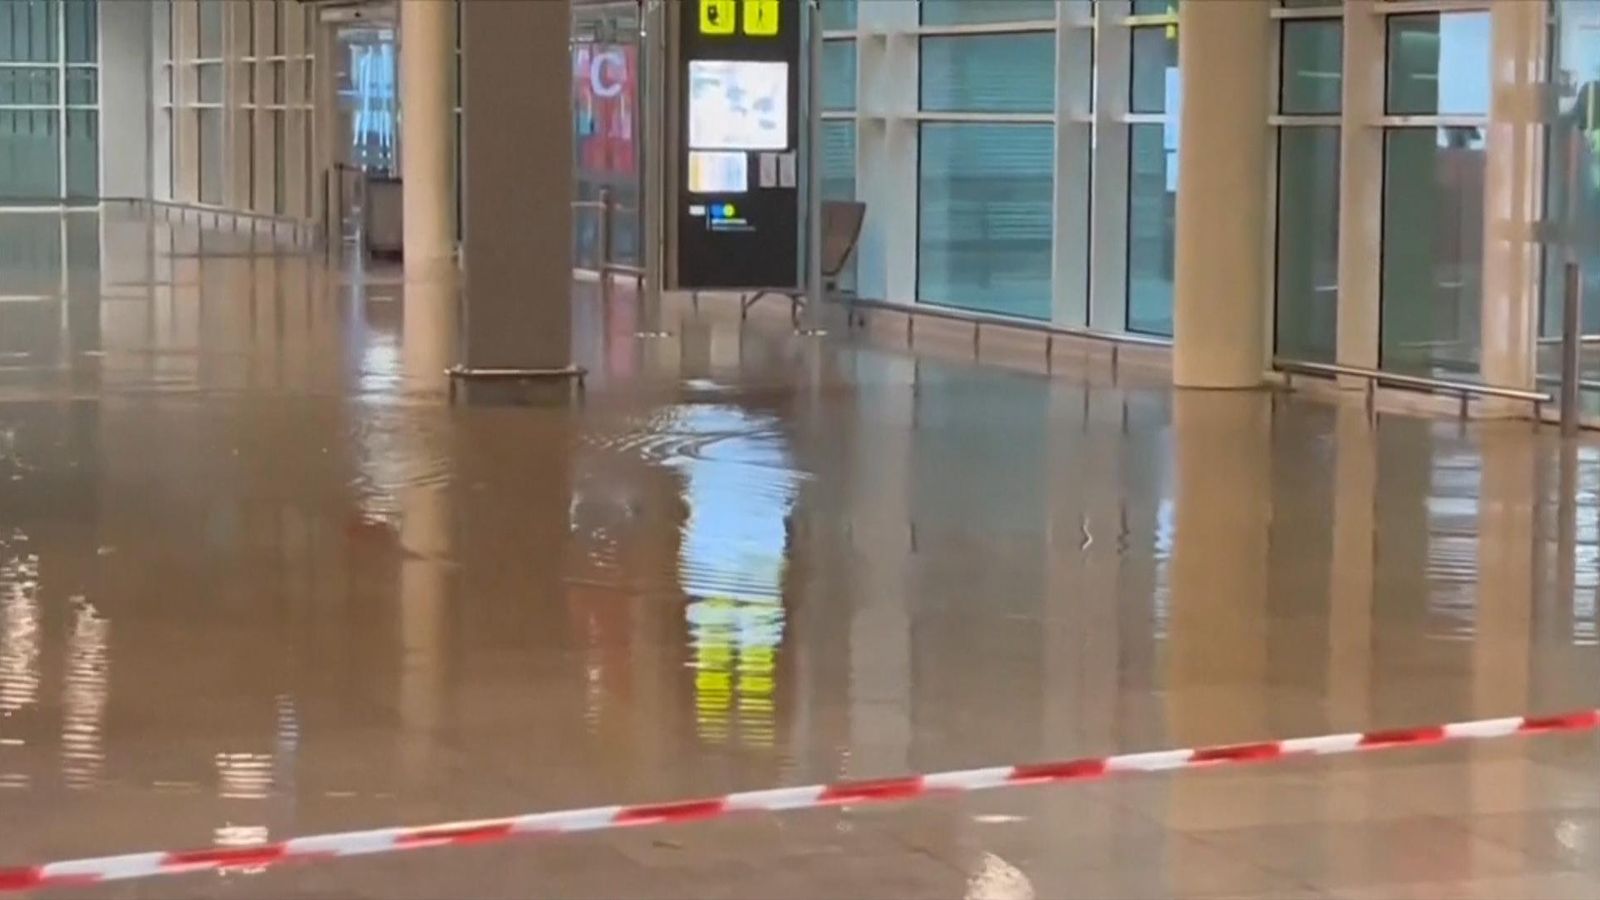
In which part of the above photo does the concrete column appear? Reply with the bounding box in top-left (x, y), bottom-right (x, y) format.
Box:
top-left (1480, 2), bottom-right (1547, 389)
top-left (100, 0), bottom-right (151, 199)
top-left (853, 0), bottom-right (919, 304)
top-left (1172, 0), bottom-right (1271, 388)
top-left (459, 0), bottom-right (573, 371)
top-left (399, 0), bottom-right (456, 283)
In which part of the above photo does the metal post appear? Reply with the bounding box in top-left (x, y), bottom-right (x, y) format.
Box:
top-left (1560, 261), bottom-right (1583, 435)
top-left (797, 0), bottom-right (826, 336)
top-left (598, 187), bottom-right (615, 305)
top-left (636, 0), bottom-right (672, 338)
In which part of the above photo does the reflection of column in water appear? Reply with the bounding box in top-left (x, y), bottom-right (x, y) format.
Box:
top-left (60, 597), bottom-right (109, 790)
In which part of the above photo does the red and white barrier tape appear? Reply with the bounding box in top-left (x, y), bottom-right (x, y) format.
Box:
top-left (2, 709), bottom-right (1596, 893)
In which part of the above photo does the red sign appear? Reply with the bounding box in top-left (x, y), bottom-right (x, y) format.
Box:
top-left (573, 44), bottom-right (637, 178)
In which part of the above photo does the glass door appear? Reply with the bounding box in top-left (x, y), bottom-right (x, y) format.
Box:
top-left (329, 16), bottom-right (398, 245)
top-left (1541, 0), bottom-right (1600, 424)
top-left (571, 0), bottom-right (643, 271)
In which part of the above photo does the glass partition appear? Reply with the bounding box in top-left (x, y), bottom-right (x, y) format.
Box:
top-left (0, 0), bottom-right (98, 203)
top-left (572, 0), bottom-right (642, 270)
top-left (1541, 0), bottom-right (1600, 415)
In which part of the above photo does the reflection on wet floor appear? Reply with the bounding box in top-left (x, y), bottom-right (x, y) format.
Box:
top-left (2, 209), bottom-right (1600, 897)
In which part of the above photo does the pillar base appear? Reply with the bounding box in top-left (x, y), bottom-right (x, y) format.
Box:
top-left (445, 365), bottom-right (587, 382)
top-left (445, 365), bottom-right (587, 404)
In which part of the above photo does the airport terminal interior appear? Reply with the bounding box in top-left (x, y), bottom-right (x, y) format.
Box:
top-left (5, 0), bottom-right (1600, 897)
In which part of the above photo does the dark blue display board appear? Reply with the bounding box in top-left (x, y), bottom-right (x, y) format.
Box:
top-left (674, 0), bottom-right (802, 290)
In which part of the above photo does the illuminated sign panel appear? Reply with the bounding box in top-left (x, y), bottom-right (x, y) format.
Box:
top-left (699, 0), bottom-right (736, 35)
top-left (743, 0), bottom-right (779, 36)
top-left (674, 0), bottom-right (801, 290)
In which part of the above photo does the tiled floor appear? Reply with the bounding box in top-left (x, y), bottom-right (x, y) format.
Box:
top-left (1, 210), bottom-right (1599, 897)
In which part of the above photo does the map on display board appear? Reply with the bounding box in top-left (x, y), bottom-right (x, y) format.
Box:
top-left (687, 60), bottom-right (790, 150)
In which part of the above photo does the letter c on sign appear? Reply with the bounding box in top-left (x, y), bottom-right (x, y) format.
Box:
top-left (590, 51), bottom-right (625, 99)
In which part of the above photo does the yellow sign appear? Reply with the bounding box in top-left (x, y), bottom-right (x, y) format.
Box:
top-left (699, 0), bottom-right (736, 35)
top-left (743, 0), bottom-right (779, 36)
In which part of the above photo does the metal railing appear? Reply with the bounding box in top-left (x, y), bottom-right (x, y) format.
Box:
top-left (573, 188), bottom-right (644, 303)
top-left (1274, 359), bottom-right (1553, 419)
top-left (113, 197), bottom-right (320, 248)
top-left (844, 296), bottom-right (1171, 372)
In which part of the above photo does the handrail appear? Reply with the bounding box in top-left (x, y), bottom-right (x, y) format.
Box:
top-left (571, 188), bottom-right (645, 301)
top-left (571, 199), bottom-right (638, 215)
top-left (1275, 358), bottom-right (1551, 418)
top-left (133, 197), bottom-right (316, 228)
top-left (115, 197), bottom-right (320, 249)
top-left (848, 296), bottom-right (1173, 348)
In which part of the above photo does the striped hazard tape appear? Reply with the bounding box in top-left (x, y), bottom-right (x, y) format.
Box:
top-left (1, 709), bottom-right (1595, 893)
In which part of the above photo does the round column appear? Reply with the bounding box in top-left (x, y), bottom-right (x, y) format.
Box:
top-left (399, 0), bottom-right (456, 283)
top-left (1172, 0), bottom-right (1271, 388)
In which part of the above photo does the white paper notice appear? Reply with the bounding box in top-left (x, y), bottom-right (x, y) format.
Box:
top-left (758, 153), bottom-right (778, 188)
top-left (777, 152), bottom-right (797, 188)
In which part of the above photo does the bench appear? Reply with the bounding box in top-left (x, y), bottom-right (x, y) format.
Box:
top-left (740, 200), bottom-right (866, 323)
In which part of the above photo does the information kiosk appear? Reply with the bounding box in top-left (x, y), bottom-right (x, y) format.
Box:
top-left (672, 0), bottom-right (805, 291)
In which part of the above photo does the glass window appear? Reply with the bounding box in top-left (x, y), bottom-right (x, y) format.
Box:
top-left (823, 121), bottom-right (856, 290)
top-left (822, 40), bottom-right (854, 111)
top-left (198, 108), bottom-right (224, 204)
top-left (0, 0), bottom-right (58, 63)
top-left (821, 0), bottom-right (856, 31)
top-left (1280, 20), bottom-right (1342, 115)
top-left (1381, 127), bottom-right (1485, 376)
top-left (63, 0), bottom-right (95, 64)
top-left (0, 67), bottom-right (57, 105)
top-left (64, 108), bottom-right (96, 197)
top-left (154, 0), bottom-right (171, 62)
top-left (277, 0), bottom-right (294, 54)
top-left (1542, 0), bottom-right (1600, 390)
top-left (199, 0), bottom-right (224, 58)
top-left (0, 109), bottom-right (60, 199)
top-left (273, 109), bottom-right (285, 213)
top-left (197, 63), bottom-right (223, 103)
top-left (1130, 26), bottom-right (1178, 114)
top-left (1276, 127), bottom-right (1340, 362)
top-left (240, 0), bottom-right (254, 57)
top-left (1386, 12), bottom-right (1490, 117)
top-left (262, 0), bottom-right (279, 56)
top-left (1128, 123), bottom-right (1178, 335)
top-left (921, 34), bottom-right (1054, 114)
top-left (1132, 0), bottom-right (1178, 15)
top-left (822, 121), bottom-right (855, 201)
top-left (65, 68), bottom-right (95, 105)
top-left (918, 123), bottom-right (1053, 319)
top-left (921, 0), bottom-right (1056, 26)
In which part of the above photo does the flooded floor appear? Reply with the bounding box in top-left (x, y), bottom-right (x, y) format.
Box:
top-left (1, 209), bottom-right (1599, 898)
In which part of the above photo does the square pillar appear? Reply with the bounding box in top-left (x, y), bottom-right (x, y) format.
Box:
top-left (459, 0), bottom-right (573, 371)
top-left (1173, 0), bottom-right (1271, 388)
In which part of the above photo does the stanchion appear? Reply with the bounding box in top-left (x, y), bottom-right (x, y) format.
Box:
top-left (598, 187), bottom-right (614, 306)
top-left (1560, 262), bottom-right (1583, 435)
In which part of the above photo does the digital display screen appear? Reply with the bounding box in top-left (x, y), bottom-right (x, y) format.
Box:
top-left (688, 150), bottom-right (749, 193)
top-left (687, 60), bottom-right (789, 150)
